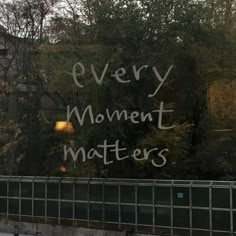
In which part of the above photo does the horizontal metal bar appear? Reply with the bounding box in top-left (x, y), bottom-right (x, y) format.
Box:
top-left (1, 176), bottom-right (236, 186)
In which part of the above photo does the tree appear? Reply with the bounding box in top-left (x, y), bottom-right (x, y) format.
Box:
top-left (0, 0), bottom-right (235, 179)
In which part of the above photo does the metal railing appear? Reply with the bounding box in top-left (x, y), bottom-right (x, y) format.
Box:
top-left (0, 176), bottom-right (235, 236)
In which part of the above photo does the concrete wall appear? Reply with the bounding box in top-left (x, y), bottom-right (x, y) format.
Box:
top-left (1, 222), bottom-right (158, 236)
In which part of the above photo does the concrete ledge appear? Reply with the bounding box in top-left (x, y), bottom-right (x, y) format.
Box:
top-left (3, 222), bottom-right (160, 236)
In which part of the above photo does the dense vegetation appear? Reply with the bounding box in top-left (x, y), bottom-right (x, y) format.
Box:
top-left (0, 0), bottom-right (235, 179)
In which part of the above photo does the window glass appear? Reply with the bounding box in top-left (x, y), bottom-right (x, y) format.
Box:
top-left (21, 182), bottom-right (32, 198)
top-left (0, 0), bottom-right (235, 188)
top-left (0, 182), bottom-right (7, 196)
top-left (155, 207), bottom-right (171, 226)
top-left (155, 187), bottom-right (170, 205)
top-left (21, 199), bottom-right (32, 215)
top-left (233, 211), bottom-right (236, 232)
top-left (34, 200), bottom-right (45, 217)
top-left (105, 204), bottom-right (118, 222)
top-left (0, 48), bottom-right (8, 56)
top-left (138, 186), bottom-right (152, 204)
top-left (47, 201), bottom-right (58, 218)
top-left (0, 0), bottom-right (235, 229)
top-left (192, 188), bottom-right (209, 207)
top-left (104, 185), bottom-right (118, 202)
top-left (173, 208), bottom-right (190, 228)
top-left (75, 184), bottom-right (88, 201)
top-left (212, 188), bottom-right (230, 209)
top-left (138, 206), bottom-right (153, 225)
top-left (212, 210), bottom-right (230, 231)
top-left (9, 199), bottom-right (19, 215)
top-left (61, 202), bottom-right (73, 219)
top-left (192, 209), bottom-right (209, 229)
top-left (61, 183), bottom-right (73, 200)
top-left (75, 203), bottom-right (87, 220)
top-left (90, 204), bottom-right (103, 221)
top-left (173, 187), bottom-right (189, 206)
top-left (9, 182), bottom-right (19, 197)
top-left (121, 205), bottom-right (135, 224)
top-left (47, 183), bottom-right (58, 199)
top-left (232, 189), bottom-right (236, 209)
top-left (121, 186), bottom-right (135, 203)
top-left (34, 183), bottom-right (45, 198)
top-left (90, 185), bottom-right (103, 202)
top-left (0, 199), bottom-right (7, 213)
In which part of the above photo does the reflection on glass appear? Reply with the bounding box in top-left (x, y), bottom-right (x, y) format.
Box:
top-left (104, 185), bottom-right (118, 202)
top-left (47, 183), bottom-right (58, 199)
top-left (121, 186), bottom-right (135, 203)
top-left (61, 183), bottom-right (73, 200)
top-left (173, 208), bottom-right (189, 228)
top-left (34, 200), bottom-right (45, 217)
top-left (0, 182), bottom-right (7, 196)
top-left (34, 183), bottom-right (45, 198)
top-left (121, 205), bottom-right (135, 223)
top-left (90, 185), bottom-right (103, 202)
top-left (90, 204), bottom-right (103, 221)
top-left (212, 188), bottom-right (230, 209)
top-left (155, 207), bottom-right (171, 226)
top-left (138, 206), bottom-right (152, 225)
top-left (75, 203), bottom-right (87, 220)
top-left (105, 204), bottom-right (119, 222)
top-left (155, 187), bottom-right (170, 205)
top-left (9, 199), bottom-right (19, 215)
top-left (9, 182), bottom-right (19, 197)
top-left (173, 187), bottom-right (189, 206)
top-left (21, 199), bottom-right (32, 216)
top-left (138, 186), bottom-right (152, 204)
top-left (192, 188), bottom-right (209, 207)
top-left (0, 199), bottom-right (7, 213)
top-left (212, 210), bottom-right (230, 231)
top-left (192, 209), bottom-right (209, 229)
top-left (21, 182), bottom-right (32, 198)
top-left (47, 201), bottom-right (58, 218)
top-left (55, 121), bottom-right (74, 133)
top-left (61, 202), bottom-right (73, 219)
top-left (75, 184), bottom-right (88, 201)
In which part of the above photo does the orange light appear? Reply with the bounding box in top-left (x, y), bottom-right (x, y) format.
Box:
top-left (55, 121), bottom-right (74, 133)
top-left (60, 165), bottom-right (67, 173)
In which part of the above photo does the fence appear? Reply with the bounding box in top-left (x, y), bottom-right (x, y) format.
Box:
top-left (0, 176), bottom-right (235, 236)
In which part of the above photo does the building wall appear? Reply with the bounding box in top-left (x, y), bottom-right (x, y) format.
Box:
top-left (0, 34), bottom-right (18, 79)
top-left (208, 79), bottom-right (236, 130)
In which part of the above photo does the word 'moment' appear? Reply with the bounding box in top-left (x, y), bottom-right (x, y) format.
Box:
top-left (67, 101), bottom-right (175, 129)
top-left (68, 62), bottom-right (174, 98)
top-left (64, 140), bottom-right (169, 168)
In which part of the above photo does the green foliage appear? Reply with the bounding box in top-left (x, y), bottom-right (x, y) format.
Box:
top-left (1, 0), bottom-right (236, 179)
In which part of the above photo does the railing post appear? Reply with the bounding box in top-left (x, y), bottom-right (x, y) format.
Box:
top-left (152, 180), bottom-right (155, 234)
top-left (87, 178), bottom-right (90, 228)
top-left (190, 181), bottom-right (192, 236)
top-left (118, 181), bottom-right (121, 230)
top-left (230, 182), bottom-right (233, 236)
top-left (209, 181), bottom-right (213, 236)
top-left (170, 180), bottom-right (174, 236)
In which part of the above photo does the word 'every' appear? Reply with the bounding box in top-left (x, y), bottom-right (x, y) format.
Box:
top-left (68, 62), bottom-right (174, 98)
